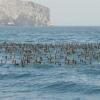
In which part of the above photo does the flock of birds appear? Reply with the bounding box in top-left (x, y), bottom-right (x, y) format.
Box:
top-left (0, 42), bottom-right (100, 66)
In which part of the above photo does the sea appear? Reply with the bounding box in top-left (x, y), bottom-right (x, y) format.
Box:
top-left (0, 26), bottom-right (100, 100)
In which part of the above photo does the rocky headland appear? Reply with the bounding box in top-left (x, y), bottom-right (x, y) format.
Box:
top-left (0, 0), bottom-right (50, 26)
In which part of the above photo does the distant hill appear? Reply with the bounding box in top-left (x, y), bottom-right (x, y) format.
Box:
top-left (0, 0), bottom-right (50, 26)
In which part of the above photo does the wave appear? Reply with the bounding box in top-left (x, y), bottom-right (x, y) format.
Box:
top-left (42, 81), bottom-right (100, 94)
top-left (0, 73), bottom-right (32, 80)
top-left (79, 67), bottom-right (100, 75)
top-left (85, 88), bottom-right (100, 94)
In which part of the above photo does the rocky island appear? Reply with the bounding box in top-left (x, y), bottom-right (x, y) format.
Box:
top-left (0, 0), bottom-right (50, 26)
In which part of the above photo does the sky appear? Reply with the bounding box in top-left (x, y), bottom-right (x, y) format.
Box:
top-left (26, 0), bottom-right (100, 26)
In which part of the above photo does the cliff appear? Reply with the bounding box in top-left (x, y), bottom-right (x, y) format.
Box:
top-left (0, 0), bottom-right (50, 26)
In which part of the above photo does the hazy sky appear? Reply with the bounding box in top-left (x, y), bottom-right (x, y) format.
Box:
top-left (26, 0), bottom-right (100, 26)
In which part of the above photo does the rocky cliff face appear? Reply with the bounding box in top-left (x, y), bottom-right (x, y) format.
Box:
top-left (0, 0), bottom-right (50, 26)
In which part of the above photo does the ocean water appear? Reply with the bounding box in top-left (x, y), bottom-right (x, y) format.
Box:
top-left (0, 26), bottom-right (100, 100)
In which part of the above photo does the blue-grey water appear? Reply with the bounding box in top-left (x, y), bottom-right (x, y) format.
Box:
top-left (0, 26), bottom-right (100, 100)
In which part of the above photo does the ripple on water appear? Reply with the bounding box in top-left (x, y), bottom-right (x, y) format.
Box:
top-left (41, 81), bottom-right (100, 94)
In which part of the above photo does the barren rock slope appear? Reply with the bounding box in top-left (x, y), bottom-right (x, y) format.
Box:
top-left (0, 0), bottom-right (50, 26)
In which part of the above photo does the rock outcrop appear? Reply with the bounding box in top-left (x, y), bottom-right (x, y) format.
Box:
top-left (0, 0), bottom-right (50, 26)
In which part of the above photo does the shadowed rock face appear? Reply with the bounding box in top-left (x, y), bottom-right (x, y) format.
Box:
top-left (0, 0), bottom-right (50, 26)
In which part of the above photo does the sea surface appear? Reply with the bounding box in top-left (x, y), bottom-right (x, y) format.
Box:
top-left (0, 26), bottom-right (100, 100)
